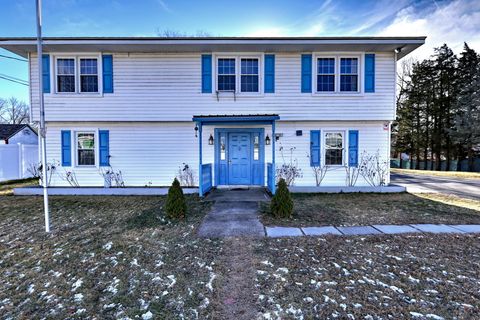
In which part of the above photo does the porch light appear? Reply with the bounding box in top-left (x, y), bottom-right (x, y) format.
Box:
top-left (265, 135), bottom-right (271, 145)
top-left (208, 134), bottom-right (214, 145)
top-left (194, 125), bottom-right (198, 137)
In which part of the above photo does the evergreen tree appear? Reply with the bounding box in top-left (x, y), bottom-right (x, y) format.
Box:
top-left (270, 178), bottom-right (294, 219)
top-left (165, 178), bottom-right (187, 220)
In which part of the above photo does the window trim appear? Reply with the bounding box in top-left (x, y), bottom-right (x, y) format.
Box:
top-left (313, 53), bottom-right (363, 95)
top-left (214, 54), bottom-right (264, 95)
top-left (75, 130), bottom-right (97, 167)
top-left (323, 130), bottom-right (346, 167)
top-left (53, 54), bottom-right (103, 95)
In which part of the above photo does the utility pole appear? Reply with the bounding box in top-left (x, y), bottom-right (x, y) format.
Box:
top-left (36, 0), bottom-right (50, 232)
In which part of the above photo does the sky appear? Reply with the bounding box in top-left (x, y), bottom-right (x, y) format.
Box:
top-left (1, 0), bottom-right (479, 103)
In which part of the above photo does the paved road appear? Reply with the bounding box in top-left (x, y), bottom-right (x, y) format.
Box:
top-left (391, 172), bottom-right (480, 200)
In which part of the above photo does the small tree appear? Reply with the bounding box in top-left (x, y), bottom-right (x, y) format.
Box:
top-left (270, 178), bottom-right (293, 219)
top-left (165, 178), bottom-right (187, 220)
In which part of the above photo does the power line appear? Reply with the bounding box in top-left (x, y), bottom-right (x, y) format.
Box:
top-left (0, 54), bottom-right (28, 62)
top-left (0, 75), bottom-right (29, 86)
top-left (0, 73), bottom-right (28, 83)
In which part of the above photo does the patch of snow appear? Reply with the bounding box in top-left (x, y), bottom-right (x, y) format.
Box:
top-left (303, 297), bottom-right (313, 303)
top-left (200, 297), bottom-right (209, 309)
top-left (76, 308), bottom-right (86, 315)
top-left (206, 273), bottom-right (216, 292)
top-left (27, 284), bottom-right (35, 294)
top-left (103, 241), bottom-right (113, 251)
top-left (276, 267), bottom-right (289, 274)
top-left (408, 275), bottom-right (420, 283)
top-left (410, 312), bottom-right (424, 318)
top-left (257, 270), bottom-right (267, 275)
top-left (141, 311), bottom-right (153, 320)
top-left (130, 259), bottom-right (140, 267)
top-left (105, 278), bottom-right (120, 294)
top-left (261, 260), bottom-right (274, 267)
top-left (426, 315), bottom-right (444, 320)
top-left (352, 303), bottom-right (362, 308)
top-left (74, 293), bottom-right (83, 302)
top-left (72, 279), bottom-right (83, 291)
top-left (167, 275), bottom-right (176, 288)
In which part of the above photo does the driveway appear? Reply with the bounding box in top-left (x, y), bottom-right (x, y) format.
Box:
top-left (391, 172), bottom-right (480, 200)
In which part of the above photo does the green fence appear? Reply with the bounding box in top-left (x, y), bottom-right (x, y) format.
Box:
top-left (390, 158), bottom-right (480, 172)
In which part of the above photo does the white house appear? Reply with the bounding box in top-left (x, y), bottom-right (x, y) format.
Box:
top-left (0, 37), bottom-right (424, 194)
top-left (0, 124), bottom-right (38, 145)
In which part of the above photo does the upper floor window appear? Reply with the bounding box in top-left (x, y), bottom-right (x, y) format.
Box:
top-left (55, 56), bottom-right (99, 94)
top-left (57, 58), bottom-right (75, 93)
top-left (340, 58), bottom-right (358, 92)
top-left (240, 58), bottom-right (259, 92)
top-left (80, 59), bottom-right (99, 93)
top-left (216, 56), bottom-right (261, 93)
top-left (217, 58), bottom-right (236, 91)
top-left (317, 58), bottom-right (335, 92)
top-left (315, 56), bottom-right (360, 93)
top-left (325, 132), bottom-right (344, 165)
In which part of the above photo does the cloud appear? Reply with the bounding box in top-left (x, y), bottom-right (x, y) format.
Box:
top-left (377, 0), bottom-right (480, 59)
top-left (155, 0), bottom-right (171, 13)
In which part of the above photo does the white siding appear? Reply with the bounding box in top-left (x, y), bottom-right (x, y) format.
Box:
top-left (30, 52), bottom-right (395, 122)
top-left (45, 121), bottom-right (389, 187)
top-left (9, 127), bottom-right (38, 145)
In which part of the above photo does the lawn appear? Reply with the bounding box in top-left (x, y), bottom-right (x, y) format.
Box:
top-left (2, 194), bottom-right (480, 319)
top-left (0, 195), bottom-right (222, 319)
top-left (255, 234), bottom-right (480, 319)
top-left (0, 177), bottom-right (38, 196)
top-left (261, 193), bottom-right (480, 227)
top-left (391, 168), bottom-right (480, 179)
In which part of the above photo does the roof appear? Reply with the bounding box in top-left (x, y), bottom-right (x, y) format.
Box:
top-left (0, 124), bottom-right (37, 140)
top-left (0, 36), bottom-right (426, 60)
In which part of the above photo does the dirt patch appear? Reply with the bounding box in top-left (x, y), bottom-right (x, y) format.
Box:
top-left (261, 192), bottom-right (480, 227)
top-left (213, 238), bottom-right (260, 319)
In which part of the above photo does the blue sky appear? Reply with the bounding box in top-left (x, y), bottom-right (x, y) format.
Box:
top-left (1, 0), bottom-right (479, 103)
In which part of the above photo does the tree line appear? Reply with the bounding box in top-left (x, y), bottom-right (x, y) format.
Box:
top-left (0, 97), bottom-right (29, 124)
top-left (394, 43), bottom-right (480, 172)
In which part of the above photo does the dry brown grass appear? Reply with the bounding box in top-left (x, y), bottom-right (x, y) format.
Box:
top-left (391, 168), bottom-right (480, 179)
top-left (0, 178), bottom-right (38, 196)
top-left (261, 192), bottom-right (480, 227)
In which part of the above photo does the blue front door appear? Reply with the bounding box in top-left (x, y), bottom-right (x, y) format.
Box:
top-left (228, 132), bottom-right (251, 185)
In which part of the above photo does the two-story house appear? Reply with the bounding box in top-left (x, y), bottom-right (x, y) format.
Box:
top-left (0, 37), bottom-right (424, 195)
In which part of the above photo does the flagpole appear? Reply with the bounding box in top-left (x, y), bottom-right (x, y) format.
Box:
top-left (36, 0), bottom-right (50, 232)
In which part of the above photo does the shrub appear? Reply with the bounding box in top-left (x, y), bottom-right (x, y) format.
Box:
top-left (270, 178), bottom-right (293, 219)
top-left (165, 178), bottom-right (187, 220)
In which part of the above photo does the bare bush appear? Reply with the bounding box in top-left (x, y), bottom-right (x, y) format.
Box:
top-left (177, 163), bottom-right (196, 187)
top-left (276, 146), bottom-right (302, 186)
top-left (359, 151), bottom-right (389, 187)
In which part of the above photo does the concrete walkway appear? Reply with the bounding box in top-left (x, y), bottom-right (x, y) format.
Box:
top-left (265, 224), bottom-right (480, 237)
top-left (197, 188), bottom-right (268, 238)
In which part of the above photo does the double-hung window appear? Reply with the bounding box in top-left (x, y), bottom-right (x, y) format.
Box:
top-left (80, 59), bottom-right (99, 93)
top-left (325, 132), bottom-right (344, 165)
top-left (76, 132), bottom-right (95, 166)
top-left (240, 58), bottom-right (259, 92)
top-left (57, 58), bottom-right (76, 93)
top-left (217, 58), bottom-right (236, 91)
top-left (55, 57), bottom-right (100, 94)
top-left (216, 57), bottom-right (260, 93)
top-left (340, 58), bottom-right (358, 92)
top-left (317, 58), bottom-right (335, 92)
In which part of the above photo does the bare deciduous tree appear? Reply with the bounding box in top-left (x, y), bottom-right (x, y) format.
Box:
top-left (0, 97), bottom-right (29, 124)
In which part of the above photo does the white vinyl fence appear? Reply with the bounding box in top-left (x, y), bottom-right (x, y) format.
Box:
top-left (0, 144), bottom-right (38, 182)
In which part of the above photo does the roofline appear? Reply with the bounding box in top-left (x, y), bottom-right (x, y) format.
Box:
top-left (0, 124), bottom-right (37, 140)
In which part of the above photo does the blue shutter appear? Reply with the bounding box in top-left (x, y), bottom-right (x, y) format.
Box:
top-left (42, 54), bottom-right (50, 93)
top-left (61, 130), bottom-right (71, 166)
top-left (264, 54), bottom-right (275, 93)
top-left (301, 54), bottom-right (312, 93)
top-left (310, 130), bottom-right (321, 166)
top-left (99, 130), bottom-right (110, 166)
top-left (364, 54), bottom-right (375, 93)
top-left (102, 55), bottom-right (113, 93)
top-left (201, 54), bottom-right (212, 93)
top-left (348, 130), bottom-right (359, 167)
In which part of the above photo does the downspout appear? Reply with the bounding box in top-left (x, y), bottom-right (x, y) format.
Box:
top-left (198, 122), bottom-right (203, 197)
top-left (272, 121), bottom-right (276, 194)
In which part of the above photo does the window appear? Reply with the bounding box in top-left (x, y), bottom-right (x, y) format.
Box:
top-left (77, 132), bottom-right (95, 166)
top-left (325, 132), bottom-right (344, 165)
top-left (217, 58), bottom-right (236, 91)
top-left (317, 58), bottom-right (335, 92)
top-left (57, 58), bottom-right (75, 92)
top-left (340, 58), bottom-right (358, 92)
top-left (220, 135), bottom-right (226, 160)
top-left (241, 58), bottom-right (259, 92)
top-left (80, 58), bottom-right (98, 93)
top-left (253, 134), bottom-right (259, 160)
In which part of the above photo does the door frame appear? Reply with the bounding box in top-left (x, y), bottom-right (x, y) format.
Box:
top-left (214, 128), bottom-right (265, 186)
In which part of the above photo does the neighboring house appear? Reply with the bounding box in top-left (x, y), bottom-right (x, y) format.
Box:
top-left (0, 36), bottom-right (424, 194)
top-left (0, 124), bottom-right (38, 145)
